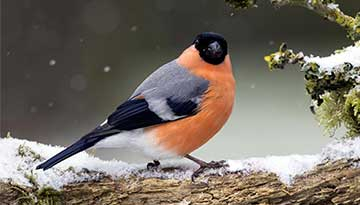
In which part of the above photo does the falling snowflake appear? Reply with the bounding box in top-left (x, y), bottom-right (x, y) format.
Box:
top-left (48, 102), bottom-right (54, 108)
top-left (103, 66), bottom-right (111, 72)
top-left (30, 106), bottom-right (38, 113)
top-left (130, 25), bottom-right (138, 32)
top-left (49, 59), bottom-right (56, 66)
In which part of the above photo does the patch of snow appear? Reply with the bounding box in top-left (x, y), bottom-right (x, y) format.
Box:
top-left (0, 138), bottom-right (195, 189)
top-left (273, 53), bottom-right (281, 61)
top-left (228, 137), bottom-right (360, 185)
top-left (321, 137), bottom-right (360, 160)
top-left (327, 3), bottom-right (339, 10)
top-left (304, 44), bottom-right (360, 72)
top-left (228, 154), bottom-right (320, 184)
top-left (0, 137), bottom-right (360, 188)
top-left (306, 0), bottom-right (314, 10)
top-left (355, 85), bottom-right (360, 91)
top-left (0, 138), bottom-right (131, 188)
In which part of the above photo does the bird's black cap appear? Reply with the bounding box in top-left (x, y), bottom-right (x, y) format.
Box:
top-left (193, 32), bottom-right (228, 65)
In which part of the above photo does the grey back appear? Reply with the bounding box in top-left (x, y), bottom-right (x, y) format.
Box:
top-left (130, 59), bottom-right (209, 102)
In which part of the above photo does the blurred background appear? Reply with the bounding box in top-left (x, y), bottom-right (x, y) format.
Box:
top-left (2, 0), bottom-right (359, 162)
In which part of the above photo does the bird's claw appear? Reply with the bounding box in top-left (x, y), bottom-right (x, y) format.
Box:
top-left (191, 160), bottom-right (228, 181)
top-left (147, 160), bottom-right (160, 171)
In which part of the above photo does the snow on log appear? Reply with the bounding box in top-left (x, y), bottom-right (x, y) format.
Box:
top-left (0, 137), bottom-right (360, 204)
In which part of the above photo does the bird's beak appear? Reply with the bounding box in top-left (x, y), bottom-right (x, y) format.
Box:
top-left (207, 41), bottom-right (223, 58)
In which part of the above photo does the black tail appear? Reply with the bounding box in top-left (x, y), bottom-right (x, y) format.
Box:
top-left (36, 130), bottom-right (116, 170)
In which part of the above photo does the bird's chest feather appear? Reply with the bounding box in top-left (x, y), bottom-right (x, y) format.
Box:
top-left (147, 55), bottom-right (235, 156)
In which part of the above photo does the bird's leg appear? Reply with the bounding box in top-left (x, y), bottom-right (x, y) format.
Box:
top-left (185, 154), bottom-right (228, 181)
top-left (147, 160), bottom-right (160, 170)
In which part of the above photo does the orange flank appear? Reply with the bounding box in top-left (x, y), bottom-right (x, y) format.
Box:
top-left (147, 45), bottom-right (236, 156)
top-left (133, 95), bottom-right (145, 99)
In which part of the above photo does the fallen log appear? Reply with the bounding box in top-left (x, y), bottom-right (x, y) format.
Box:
top-left (1, 159), bottom-right (359, 205)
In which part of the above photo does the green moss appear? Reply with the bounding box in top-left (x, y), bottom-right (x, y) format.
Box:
top-left (306, 63), bottom-right (359, 137)
top-left (346, 12), bottom-right (360, 40)
top-left (25, 171), bottom-right (39, 188)
top-left (11, 185), bottom-right (37, 205)
top-left (264, 43), bottom-right (305, 70)
top-left (6, 131), bottom-right (12, 138)
top-left (344, 87), bottom-right (360, 137)
top-left (36, 187), bottom-right (63, 205)
top-left (17, 144), bottom-right (43, 161)
top-left (65, 166), bottom-right (75, 173)
top-left (310, 73), bottom-right (359, 138)
top-left (14, 185), bottom-right (63, 205)
top-left (12, 174), bottom-right (63, 205)
top-left (315, 87), bottom-right (360, 138)
top-left (303, 64), bottom-right (355, 105)
top-left (225, 0), bottom-right (257, 9)
top-left (316, 91), bottom-right (345, 136)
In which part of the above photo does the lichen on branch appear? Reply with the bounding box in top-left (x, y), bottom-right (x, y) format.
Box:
top-left (225, 0), bottom-right (360, 40)
top-left (264, 42), bottom-right (360, 137)
top-left (263, 43), bottom-right (305, 70)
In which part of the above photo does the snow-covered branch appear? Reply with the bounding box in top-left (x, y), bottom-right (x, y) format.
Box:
top-left (1, 137), bottom-right (360, 204)
top-left (225, 0), bottom-right (360, 40)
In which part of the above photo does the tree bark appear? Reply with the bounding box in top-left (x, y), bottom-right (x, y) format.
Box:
top-left (1, 159), bottom-right (360, 204)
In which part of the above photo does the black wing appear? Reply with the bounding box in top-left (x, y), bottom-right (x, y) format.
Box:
top-left (106, 98), bottom-right (165, 130)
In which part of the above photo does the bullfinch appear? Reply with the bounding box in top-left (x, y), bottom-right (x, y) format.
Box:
top-left (36, 32), bottom-right (235, 178)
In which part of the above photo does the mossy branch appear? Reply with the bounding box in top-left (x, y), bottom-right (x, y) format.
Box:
top-left (263, 43), bottom-right (305, 70)
top-left (264, 42), bottom-right (360, 137)
top-left (225, 0), bottom-right (360, 40)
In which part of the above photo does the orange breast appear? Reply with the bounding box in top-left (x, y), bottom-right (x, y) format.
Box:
top-left (146, 46), bottom-right (236, 156)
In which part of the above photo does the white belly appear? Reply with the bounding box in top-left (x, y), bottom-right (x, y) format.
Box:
top-left (94, 129), bottom-right (179, 160)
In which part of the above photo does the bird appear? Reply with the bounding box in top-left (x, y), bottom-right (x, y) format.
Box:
top-left (36, 32), bottom-right (236, 179)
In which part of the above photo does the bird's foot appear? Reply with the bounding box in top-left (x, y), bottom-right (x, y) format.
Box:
top-left (191, 160), bottom-right (228, 181)
top-left (184, 154), bottom-right (228, 181)
top-left (147, 160), bottom-right (160, 171)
